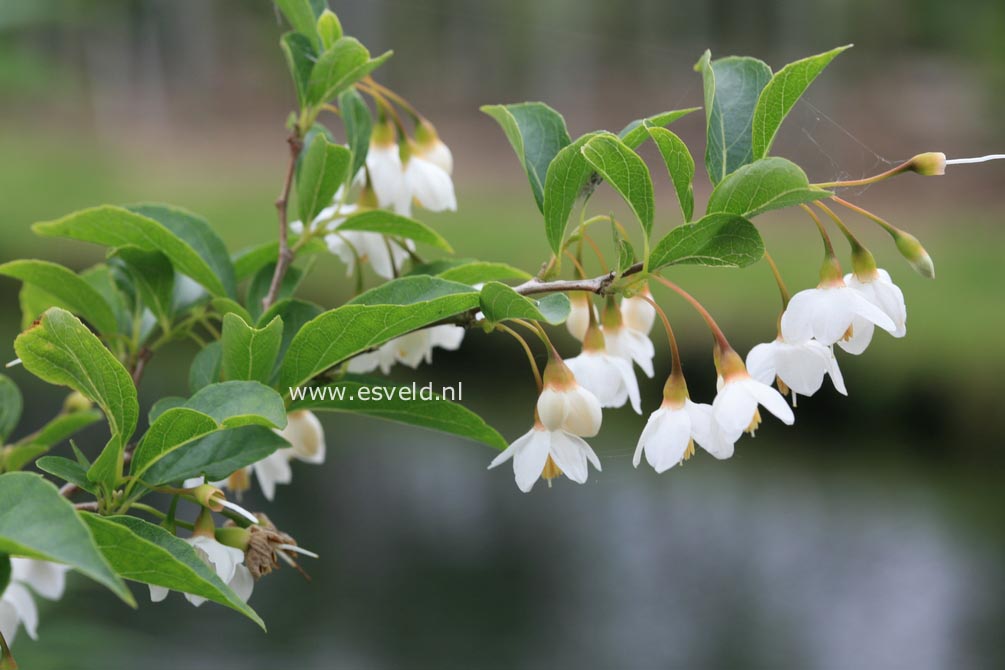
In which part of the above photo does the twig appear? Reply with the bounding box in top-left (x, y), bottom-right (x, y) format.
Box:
top-left (513, 262), bottom-right (642, 296)
top-left (131, 347), bottom-right (153, 387)
top-left (262, 133), bottom-right (304, 312)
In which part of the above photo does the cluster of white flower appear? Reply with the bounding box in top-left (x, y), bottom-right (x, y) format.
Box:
top-left (491, 262), bottom-right (910, 492)
top-left (0, 559), bottom-right (69, 644)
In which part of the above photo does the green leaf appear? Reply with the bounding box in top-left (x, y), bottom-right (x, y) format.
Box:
top-left (3, 410), bottom-right (104, 471)
top-left (580, 134), bottom-right (654, 239)
top-left (127, 204), bottom-right (237, 300)
top-left (184, 381), bottom-right (287, 429)
top-left (211, 297), bottom-right (253, 325)
top-left (339, 88), bottom-right (372, 178)
top-left (0, 375), bottom-right (22, 443)
top-left (542, 132), bottom-right (604, 254)
top-left (33, 206), bottom-right (229, 297)
top-left (247, 263), bottom-right (304, 322)
top-left (752, 45), bottom-right (851, 160)
top-left (0, 472), bottom-right (132, 604)
top-left (618, 108), bottom-right (701, 148)
top-left (232, 238), bottom-right (327, 282)
top-left (111, 248), bottom-right (175, 325)
top-left (148, 397), bottom-right (186, 424)
top-left (478, 281), bottom-right (571, 326)
top-left (481, 102), bottom-right (572, 212)
top-left (280, 31), bottom-right (316, 109)
top-left (316, 9), bottom-right (342, 49)
top-left (297, 135), bottom-right (351, 224)
top-left (307, 37), bottom-right (391, 106)
top-left (35, 456), bottom-right (96, 494)
top-left (336, 210), bottom-right (453, 252)
top-left (416, 260), bottom-right (531, 285)
top-left (706, 157), bottom-right (831, 219)
top-left (649, 213), bottom-right (764, 269)
top-left (290, 377), bottom-right (507, 450)
top-left (140, 425), bottom-right (289, 486)
top-left (616, 238), bottom-right (636, 275)
top-left (274, 0), bottom-right (319, 47)
top-left (130, 408), bottom-right (220, 479)
top-left (258, 298), bottom-right (324, 383)
top-left (0, 260), bottom-right (119, 335)
top-left (695, 51), bottom-right (773, 184)
top-left (189, 342), bottom-right (222, 393)
top-left (221, 314), bottom-right (284, 384)
top-left (646, 126), bottom-right (696, 222)
top-left (13, 308), bottom-right (138, 487)
top-left (83, 515), bottom-right (265, 629)
top-left (280, 277), bottom-right (478, 389)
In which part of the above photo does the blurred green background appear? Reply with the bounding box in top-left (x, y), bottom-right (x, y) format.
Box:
top-left (1, 1), bottom-right (1004, 668)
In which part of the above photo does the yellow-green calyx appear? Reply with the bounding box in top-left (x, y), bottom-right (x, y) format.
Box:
top-left (850, 244), bottom-right (879, 280)
top-left (193, 507), bottom-right (216, 538)
top-left (714, 344), bottom-right (747, 382)
top-left (215, 526), bottom-right (252, 551)
top-left (582, 322), bottom-right (606, 352)
top-left (818, 254), bottom-right (844, 286)
top-left (191, 484), bottom-right (227, 513)
top-left (601, 296), bottom-right (623, 329)
top-left (907, 152), bottom-right (947, 176)
top-left (62, 391), bottom-right (93, 413)
top-left (413, 119), bottom-right (440, 148)
top-left (542, 353), bottom-right (575, 390)
top-left (894, 229), bottom-right (936, 278)
top-left (371, 119), bottom-right (397, 146)
top-left (358, 183), bottom-right (379, 209)
top-left (662, 371), bottom-right (689, 407)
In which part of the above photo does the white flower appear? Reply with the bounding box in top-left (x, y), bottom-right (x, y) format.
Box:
top-left (633, 399), bottom-right (734, 472)
top-left (603, 323), bottom-right (655, 378)
top-left (565, 349), bottom-right (641, 414)
top-left (621, 287), bottom-right (656, 334)
top-left (838, 269), bottom-right (907, 355)
top-left (278, 410), bottom-right (326, 465)
top-left (365, 140), bottom-right (409, 214)
top-left (566, 293), bottom-right (594, 341)
top-left (403, 154), bottom-right (457, 213)
top-left (536, 380), bottom-right (603, 438)
top-left (780, 280), bottom-right (896, 346)
top-left (713, 373), bottom-right (795, 441)
top-left (488, 424), bottom-right (601, 492)
top-left (347, 325), bottom-right (465, 375)
top-left (149, 536), bottom-right (253, 607)
top-left (324, 225), bottom-right (413, 280)
top-left (418, 137), bottom-right (453, 174)
top-left (746, 337), bottom-right (847, 404)
top-left (0, 559), bottom-right (70, 644)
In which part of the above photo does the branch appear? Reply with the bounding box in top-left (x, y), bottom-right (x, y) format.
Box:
top-left (513, 261), bottom-right (644, 296)
top-left (262, 134), bottom-right (303, 313)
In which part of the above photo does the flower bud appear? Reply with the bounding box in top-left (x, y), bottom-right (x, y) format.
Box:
top-left (894, 230), bottom-right (935, 278)
top-left (62, 391), bottom-right (93, 414)
top-left (316, 9), bottom-right (343, 50)
top-left (215, 526), bottom-right (251, 551)
top-left (907, 152), bottom-right (946, 176)
top-left (566, 292), bottom-right (593, 341)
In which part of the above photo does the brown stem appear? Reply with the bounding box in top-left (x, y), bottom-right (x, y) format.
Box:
top-left (131, 347), bottom-right (152, 387)
top-left (0, 626), bottom-right (16, 670)
top-left (513, 262), bottom-right (643, 297)
top-left (74, 502), bottom-right (98, 511)
top-left (262, 134), bottom-right (304, 313)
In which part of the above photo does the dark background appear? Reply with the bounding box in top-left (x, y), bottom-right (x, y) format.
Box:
top-left (1, 1), bottom-right (1003, 668)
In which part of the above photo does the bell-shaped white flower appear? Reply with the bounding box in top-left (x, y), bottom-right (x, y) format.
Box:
top-left (413, 119), bottom-right (453, 174)
top-left (403, 153), bottom-right (457, 213)
top-left (278, 410), bottom-right (326, 465)
top-left (621, 285), bottom-right (656, 335)
top-left (0, 559), bottom-right (70, 643)
top-left (536, 355), bottom-right (603, 437)
top-left (712, 346), bottom-right (795, 441)
top-left (780, 278), bottom-right (896, 347)
top-left (365, 121), bottom-right (410, 214)
top-left (347, 325), bottom-right (465, 375)
top-left (564, 324), bottom-right (641, 414)
top-left (488, 423), bottom-right (601, 492)
top-left (634, 398), bottom-right (734, 473)
top-left (149, 535), bottom-right (253, 607)
top-left (566, 292), bottom-right (594, 341)
top-left (838, 269), bottom-right (907, 355)
top-left (746, 337), bottom-right (847, 404)
top-left (601, 298), bottom-right (655, 378)
top-left (325, 226), bottom-right (413, 280)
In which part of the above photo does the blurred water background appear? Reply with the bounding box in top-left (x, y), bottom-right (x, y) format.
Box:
top-left (1, 1), bottom-right (1003, 668)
